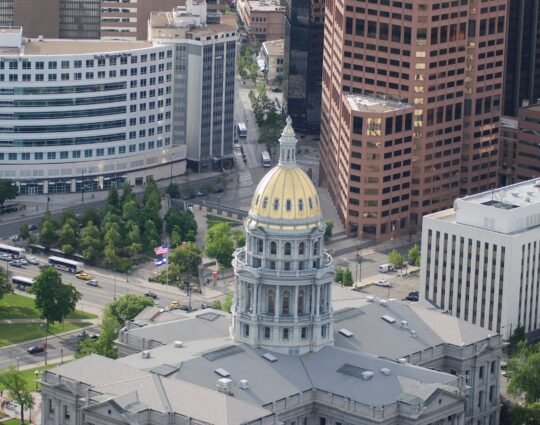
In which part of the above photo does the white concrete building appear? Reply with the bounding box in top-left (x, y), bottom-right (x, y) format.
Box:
top-left (149, 1), bottom-right (237, 172)
top-left (0, 27), bottom-right (185, 194)
top-left (421, 178), bottom-right (540, 339)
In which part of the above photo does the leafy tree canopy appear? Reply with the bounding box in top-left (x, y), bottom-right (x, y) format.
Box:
top-left (0, 179), bottom-right (18, 207)
top-left (408, 244), bottom-right (421, 266)
top-left (0, 367), bottom-right (35, 424)
top-left (108, 294), bottom-right (154, 324)
top-left (508, 341), bottom-right (540, 404)
top-left (205, 222), bottom-right (235, 268)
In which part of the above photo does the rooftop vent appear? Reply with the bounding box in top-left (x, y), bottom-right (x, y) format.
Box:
top-left (382, 314), bottom-right (396, 324)
top-left (239, 379), bottom-right (249, 390)
top-left (339, 328), bottom-right (353, 338)
top-left (262, 352), bottom-right (277, 363)
top-left (380, 368), bottom-right (391, 376)
top-left (174, 340), bottom-right (184, 348)
top-left (141, 350), bottom-right (151, 359)
top-left (379, 299), bottom-right (388, 307)
top-left (400, 320), bottom-right (409, 329)
top-left (410, 330), bottom-right (417, 338)
top-left (398, 358), bottom-right (408, 364)
top-left (214, 368), bottom-right (230, 378)
top-left (366, 295), bottom-right (375, 302)
top-left (38, 35), bottom-right (43, 41)
top-left (216, 378), bottom-right (232, 394)
top-left (361, 371), bottom-right (375, 380)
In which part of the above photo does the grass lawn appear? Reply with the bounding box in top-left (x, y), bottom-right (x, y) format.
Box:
top-left (0, 362), bottom-right (61, 392)
top-left (0, 294), bottom-right (96, 320)
top-left (3, 419), bottom-right (33, 425)
top-left (0, 322), bottom-right (90, 347)
top-left (206, 214), bottom-right (241, 229)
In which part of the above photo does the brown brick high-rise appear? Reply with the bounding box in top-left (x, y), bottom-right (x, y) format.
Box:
top-left (320, 0), bottom-right (507, 241)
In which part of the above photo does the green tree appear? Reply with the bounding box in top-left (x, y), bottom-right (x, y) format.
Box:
top-left (388, 249), bottom-right (404, 271)
top-left (79, 207), bottom-right (101, 227)
top-left (121, 183), bottom-right (135, 204)
top-left (103, 244), bottom-right (120, 270)
top-left (80, 221), bottom-right (101, 263)
top-left (342, 269), bottom-right (354, 287)
top-left (233, 230), bottom-right (246, 248)
top-left (19, 223), bottom-right (30, 240)
top-left (511, 403), bottom-right (540, 425)
top-left (166, 183), bottom-right (181, 199)
top-left (39, 218), bottom-right (58, 248)
top-left (168, 242), bottom-right (202, 283)
top-left (143, 219), bottom-right (161, 253)
top-left (105, 187), bottom-right (121, 214)
top-left (76, 306), bottom-right (119, 359)
top-left (59, 222), bottom-right (77, 254)
top-left (122, 198), bottom-right (141, 225)
top-left (126, 221), bottom-right (142, 256)
top-left (508, 325), bottom-right (527, 356)
top-left (508, 341), bottom-right (540, 404)
top-left (0, 179), bottom-right (18, 208)
top-left (324, 220), bottom-right (334, 242)
top-left (165, 208), bottom-right (197, 242)
top-left (108, 294), bottom-right (154, 324)
top-left (408, 244), bottom-right (421, 266)
top-left (222, 294), bottom-right (233, 312)
top-left (59, 210), bottom-right (79, 228)
top-left (0, 268), bottom-right (10, 300)
top-left (334, 268), bottom-right (344, 285)
top-left (0, 367), bottom-right (35, 424)
top-left (205, 222), bottom-right (235, 268)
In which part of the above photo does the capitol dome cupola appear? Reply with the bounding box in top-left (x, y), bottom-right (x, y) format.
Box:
top-left (231, 118), bottom-right (335, 355)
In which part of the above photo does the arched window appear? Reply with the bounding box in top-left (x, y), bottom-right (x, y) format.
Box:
top-left (282, 290), bottom-right (290, 315)
top-left (298, 199), bottom-right (304, 211)
top-left (257, 239), bottom-right (263, 254)
top-left (268, 289), bottom-right (275, 314)
top-left (298, 289), bottom-right (304, 315)
top-left (262, 197), bottom-right (268, 208)
top-left (313, 241), bottom-right (319, 255)
top-left (284, 242), bottom-right (291, 256)
top-left (299, 242), bottom-right (305, 255)
top-left (270, 241), bottom-right (277, 255)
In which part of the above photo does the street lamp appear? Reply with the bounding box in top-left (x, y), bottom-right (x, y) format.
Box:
top-left (16, 357), bottom-right (20, 370)
top-left (34, 370), bottom-right (39, 390)
top-left (60, 348), bottom-right (64, 365)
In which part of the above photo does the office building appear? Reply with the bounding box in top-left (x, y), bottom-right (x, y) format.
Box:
top-left (283, 0), bottom-right (324, 133)
top-left (41, 120), bottom-right (501, 425)
top-left (503, 1), bottom-right (540, 117)
top-left (237, 0), bottom-right (285, 42)
top-left (0, 0), bottom-right (100, 39)
top-left (498, 115), bottom-right (518, 187)
top-left (0, 27), bottom-right (185, 194)
top-left (258, 38), bottom-right (284, 81)
top-left (421, 179), bottom-right (540, 339)
top-left (149, 1), bottom-right (236, 172)
top-left (320, 0), bottom-right (506, 241)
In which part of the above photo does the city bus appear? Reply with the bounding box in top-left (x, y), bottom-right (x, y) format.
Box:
top-left (237, 122), bottom-right (247, 138)
top-left (48, 256), bottom-right (84, 273)
top-left (0, 243), bottom-right (26, 259)
top-left (12, 275), bottom-right (34, 290)
top-left (261, 151), bottom-right (271, 168)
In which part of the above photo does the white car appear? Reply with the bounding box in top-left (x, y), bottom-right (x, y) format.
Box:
top-left (19, 258), bottom-right (28, 266)
top-left (27, 257), bottom-right (39, 265)
top-left (374, 279), bottom-right (391, 287)
top-left (86, 279), bottom-right (99, 287)
top-left (0, 253), bottom-right (11, 261)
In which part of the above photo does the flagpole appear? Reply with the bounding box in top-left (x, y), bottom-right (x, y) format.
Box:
top-left (166, 238), bottom-right (170, 293)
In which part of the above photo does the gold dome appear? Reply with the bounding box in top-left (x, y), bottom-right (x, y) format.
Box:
top-left (249, 117), bottom-right (321, 222)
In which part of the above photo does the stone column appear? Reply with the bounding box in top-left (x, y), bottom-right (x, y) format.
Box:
top-left (275, 285), bottom-right (280, 320)
top-left (315, 285), bottom-right (321, 317)
top-left (311, 284), bottom-right (316, 315)
top-left (233, 278), bottom-right (239, 312)
top-left (251, 283), bottom-right (257, 317)
top-left (293, 287), bottom-right (298, 320)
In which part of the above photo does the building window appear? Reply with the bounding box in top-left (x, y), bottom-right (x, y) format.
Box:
top-left (283, 328), bottom-right (289, 340)
top-left (270, 242), bottom-right (277, 255)
top-left (286, 199), bottom-right (291, 211)
top-left (35, 153), bottom-right (43, 160)
top-left (257, 239), bottom-right (263, 253)
top-left (243, 324), bottom-right (249, 337)
top-left (264, 326), bottom-right (270, 339)
top-left (298, 290), bottom-right (304, 315)
top-left (282, 290), bottom-right (290, 315)
top-left (64, 405), bottom-right (71, 420)
top-left (268, 289), bottom-right (275, 314)
top-left (48, 399), bottom-right (55, 413)
top-left (273, 199), bottom-right (279, 210)
top-left (313, 241), bottom-right (319, 255)
top-left (47, 152), bottom-right (56, 160)
top-left (301, 327), bottom-right (307, 339)
top-left (299, 242), bottom-right (305, 255)
top-left (284, 242), bottom-right (291, 256)
top-left (298, 199), bottom-right (304, 211)
top-left (72, 150), bottom-right (81, 159)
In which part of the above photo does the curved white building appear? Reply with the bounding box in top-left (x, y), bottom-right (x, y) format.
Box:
top-left (0, 27), bottom-right (185, 195)
top-left (232, 117), bottom-right (335, 354)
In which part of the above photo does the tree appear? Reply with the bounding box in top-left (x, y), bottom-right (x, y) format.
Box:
top-left (126, 221), bottom-right (142, 256)
top-left (0, 367), bottom-right (35, 424)
top-left (508, 341), bottom-right (540, 404)
top-left (122, 198), bottom-right (141, 225)
top-left (0, 268), bottom-right (10, 300)
top-left (108, 294), bottom-right (154, 324)
top-left (324, 220), bottom-right (334, 242)
top-left (168, 242), bottom-right (202, 283)
top-left (121, 183), bottom-right (135, 204)
top-left (508, 325), bottom-right (527, 356)
top-left (80, 221), bottom-right (101, 263)
top-left (334, 268), bottom-right (344, 285)
top-left (79, 207), bottom-right (101, 227)
top-left (166, 183), bottom-right (181, 199)
top-left (232, 230), bottom-right (246, 248)
top-left (342, 269), bottom-right (353, 287)
top-left (33, 268), bottom-right (81, 327)
top-left (388, 249), bottom-right (404, 271)
top-left (59, 223), bottom-right (77, 254)
top-left (143, 219), bottom-right (161, 253)
top-left (19, 223), bottom-right (30, 240)
top-left (408, 244), bottom-right (421, 266)
top-left (59, 210), bottom-right (79, 228)
top-left (76, 306), bottom-right (119, 359)
top-left (39, 218), bottom-right (58, 248)
top-left (0, 179), bottom-right (18, 208)
top-left (205, 222), bottom-right (235, 268)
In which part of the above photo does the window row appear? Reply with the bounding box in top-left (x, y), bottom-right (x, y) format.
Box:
top-left (0, 70), bottom-right (173, 82)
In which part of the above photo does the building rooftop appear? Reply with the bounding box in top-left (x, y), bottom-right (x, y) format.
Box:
top-left (346, 94), bottom-right (412, 114)
top-left (461, 179), bottom-right (540, 209)
top-left (500, 115), bottom-right (518, 129)
top-left (262, 38), bottom-right (284, 56)
top-left (243, 0), bottom-right (284, 12)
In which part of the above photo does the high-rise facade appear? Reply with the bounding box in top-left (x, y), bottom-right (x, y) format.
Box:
top-left (149, 1), bottom-right (237, 172)
top-left (503, 0), bottom-right (540, 117)
top-left (0, 0), bottom-right (100, 39)
top-left (320, 0), bottom-right (506, 241)
top-left (283, 0), bottom-right (325, 133)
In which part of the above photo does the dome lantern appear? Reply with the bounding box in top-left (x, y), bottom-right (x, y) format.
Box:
top-left (278, 116), bottom-right (298, 168)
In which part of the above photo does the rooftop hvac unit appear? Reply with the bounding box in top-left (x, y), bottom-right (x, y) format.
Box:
top-left (141, 350), bottom-right (151, 359)
top-left (366, 295), bottom-right (375, 303)
top-left (380, 368), bottom-right (391, 376)
top-left (381, 314), bottom-right (396, 324)
top-left (174, 340), bottom-right (184, 348)
top-left (379, 299), bottom-right (388, 307)
top-left (239, 379), bottom-right (249, 389)
top-left (400, 320), bottom-right (409, 329)
top-left (398, 358), bottom-right (408, 364)
top-left (339, 328), bottom-right (353, 338)
top-left (216, 378), bottom-right (233, 394)
top-left (262, 352), bottom-right (277, 362)
top-left (361, 371), bottom-right (374, 380)
top-left (410, 330), bottom-right (417, 338)
top-left (214, 368), bottom-right (230, 377)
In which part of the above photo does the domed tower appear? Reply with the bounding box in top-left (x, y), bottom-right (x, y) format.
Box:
top-left (231, 117), bottom-right (334, 355)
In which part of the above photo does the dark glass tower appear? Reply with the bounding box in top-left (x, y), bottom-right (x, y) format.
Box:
top-left (504, 0), bottom-right (540, 116)
top-left (283, 0), bottom-right (324, 134)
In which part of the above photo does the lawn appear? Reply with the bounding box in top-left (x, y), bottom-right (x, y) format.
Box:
top-left (206, 214), bottom-right (241, 229)
top-left (2, 419), bottom-right (33, 425)
top-left (0, 362), bottom-right (60, 392)
top-left (0, 294), bottom-right (96, 320)
top-left (0, 322), bottom-right (90, 347)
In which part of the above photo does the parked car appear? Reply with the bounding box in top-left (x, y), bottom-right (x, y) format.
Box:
top-left (19, 258), bottom-right (28, 266)
top-left (271, 87), bottom-right (282, 93)
top-left (378, 263), bottom-right (394, 273)
top-left (408, 291), bottom-right (419, 297)
top-left (86, 279), bottom-right (99, 287)
top-left (27, 346), bottom-right (45, 354)
top-left (11, 235), bottom-right (20, 242)
top-left (27, 257), bottom-right (39, 265)
top-left (405, 295), bottom-right (419, 302)
top-left (178, 305), bottom-right (192, 312)
top-left (196, 190), bottom-right (207, 197)
top-left (144, 291), bottom-right (158, 299)
top-left (374, 279), bottom-right (391, 287)
top-left (213, 187), bottom-right (224, 193)
top-left (9, 260), bottom-right (23, 268)
top-left (75, 271), bottom-right (93, 280)
top-left (0, 253), bottom-right (11, 261)
top-left (28, 224), bottom-right (39, 231)
top-left (170, 300), bottom-right (180, 309)
top-left (182, 193), bottom-right (196, 200)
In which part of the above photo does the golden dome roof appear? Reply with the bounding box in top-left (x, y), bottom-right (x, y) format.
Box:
top-left (249, 117), bottom-right (322, 222)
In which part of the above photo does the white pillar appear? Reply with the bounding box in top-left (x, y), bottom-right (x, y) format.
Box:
top-left (275, 285), bottom-right (280, 320)
top-left (315, 285), bottom-right (321, 316)
top-left (251, 283), bottom-right (257, 316)
top-left (293, 287), bottom-right (298, 320)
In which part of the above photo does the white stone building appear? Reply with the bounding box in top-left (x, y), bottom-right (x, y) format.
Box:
top-left (0, 27), bottom-right (185, 194)
top-left (421, 178), bottom-right (540, 339)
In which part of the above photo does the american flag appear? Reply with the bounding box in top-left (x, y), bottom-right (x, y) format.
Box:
top-left (154, 243), bottom-right (169, 256)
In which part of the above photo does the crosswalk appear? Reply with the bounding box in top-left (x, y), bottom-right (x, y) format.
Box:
top-left (238, 170), bottom-right (254, 188)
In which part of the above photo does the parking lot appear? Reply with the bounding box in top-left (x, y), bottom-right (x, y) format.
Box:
top-left (359, 269), bottom-right (421, 302)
